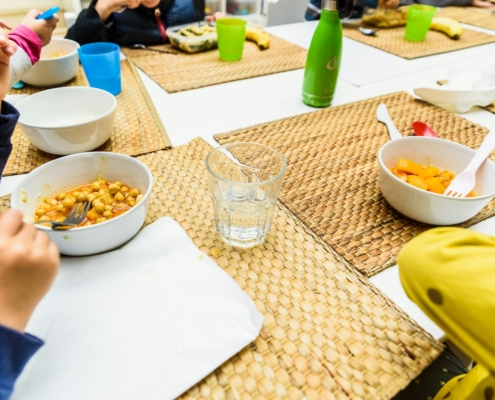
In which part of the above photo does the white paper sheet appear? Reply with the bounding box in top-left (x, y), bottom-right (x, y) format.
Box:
top-left (12, 217), bottom-right (264, 400)
top-left (414, 64), bottom-right (495, 113)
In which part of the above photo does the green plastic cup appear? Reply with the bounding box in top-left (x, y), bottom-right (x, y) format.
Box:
top-left (216, 18), bottom-right (247, 61)
top-left (405, 5), bottom-right (436, 42)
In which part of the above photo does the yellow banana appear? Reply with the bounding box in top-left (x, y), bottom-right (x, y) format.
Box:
top-left (429, 17), bottom-right (463, 40)
top-left (245, 27), bottom-right (270, 50)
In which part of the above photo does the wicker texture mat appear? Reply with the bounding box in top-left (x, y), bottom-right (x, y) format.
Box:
top-left (343, 26), bottom-right (495, 59)
top-left (0, 137), bottom-right (443, 399)
top-left (122, 35), bottom-right (307, 93)
top-left (215, 91), bottom-right (495, 277)
top-left (437, 7), bottom-right (495, 31)
top-left (4, 59), bottom-right (170, 177)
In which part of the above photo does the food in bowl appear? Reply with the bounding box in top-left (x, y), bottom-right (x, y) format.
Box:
top-left (389, 158), bottom-right (476, 196)
top-left (178, 24), bottom-right (216, 37)
top-left (362, 7), bottom-right (408, 28)
top-left (16, 87), bottom-right (116, 155)
top-left (378, 137), bottom-right (495, 225)
top-left (35, 179), bottom-right (143, 227)
top-left (11, 152), bottom-right (153, 256)
top-left (21, 38), bottom-right (79, 87)
top-left (47, 52), bottom-right (66, 59)
top-left (167, 23), bottom-right (217, 53)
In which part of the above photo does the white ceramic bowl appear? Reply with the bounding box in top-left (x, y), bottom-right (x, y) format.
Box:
top-left (16, 87), bottom-right (116, 155)
top-left (378, 136), bottom-right (495, 225)
top-left (21, 38), bottom-right (80, 87)
top-left (11, 152), bottom-right (153, 256)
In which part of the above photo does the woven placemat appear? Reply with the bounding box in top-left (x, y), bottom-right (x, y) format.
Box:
top-left (343, 25), bottom-right (495, 59)
top-left (215, 91), bottom-right (495, 277)
top-left (4, 59), bottom-right (170, 177)
top-left (0, 137), bottom-right (443, 399)
top-left (122, 35), bottom-right (307, 93)
top-left (436, 6), bottom-right (495, 31)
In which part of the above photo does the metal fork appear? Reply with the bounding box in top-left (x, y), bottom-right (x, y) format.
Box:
top-left (35, 201), bottom-right (91, 230)
top-left (445, 124), bottom-right (495, 197)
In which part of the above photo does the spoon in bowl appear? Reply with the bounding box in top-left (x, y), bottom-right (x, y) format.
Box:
top-left (412, 121), bottom-right (439, 138)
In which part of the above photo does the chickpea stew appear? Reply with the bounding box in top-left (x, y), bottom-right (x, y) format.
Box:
top-left (389, 158), bottom-right (476, 197)
top-left (35, 178), bottom-right (143, 227)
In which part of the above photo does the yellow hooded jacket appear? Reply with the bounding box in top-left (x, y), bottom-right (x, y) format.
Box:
top-left (398, 227), bottom-right (495, 400)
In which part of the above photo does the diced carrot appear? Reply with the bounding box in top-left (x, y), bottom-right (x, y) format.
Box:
top-left (440, 171), bottom-right (452, 180)
top-left (445, 170), bottom-right (456, 179)
top-left (419, 166), bottom-right (440, 180)
top-left (425, 177), bottom-right (445, 194)
top-left (390, 166), bottom-right (408, 180)
top-left (396, 159), bottom-right (423, 176)
top-left (407, 175), bottom-right (429, 190)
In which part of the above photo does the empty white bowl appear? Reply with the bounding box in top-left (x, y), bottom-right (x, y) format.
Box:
top-left (16, 87), bottom-right (116, 155)
top-left (21, 38), bottom-right (80, 87)
top-left (11, 152), bottom-right (153, 256)
top-left (378, 136), bottom-right (495, 225)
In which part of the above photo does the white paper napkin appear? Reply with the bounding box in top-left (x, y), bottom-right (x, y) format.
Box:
top-left (414, 64), bottom-right (495, 113)
top-left (12, 217), bottom-right (264, 400)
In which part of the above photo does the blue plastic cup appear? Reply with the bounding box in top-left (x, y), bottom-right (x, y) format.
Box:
top-left (78, 43), bottom-right (121, 95)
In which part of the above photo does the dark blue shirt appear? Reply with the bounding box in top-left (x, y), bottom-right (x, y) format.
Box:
top-left (0, 325), bottom-right (43, 400)
top-left (0, 101), bottom-right (19, 182)
top-left (66, 0), bottom-right (205, 46)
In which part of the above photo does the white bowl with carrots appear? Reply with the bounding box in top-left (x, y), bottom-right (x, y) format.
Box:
top-left (378, 137), bottom-right (495, 225)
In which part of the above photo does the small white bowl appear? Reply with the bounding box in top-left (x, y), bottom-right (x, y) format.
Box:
top-left (11, 152), bottom-right (153, 256)
top-left (16, 87), bottom-right (116, 155)
top-left (21, 38), bottom-right (80, 87)
top-left (378, 136), bottom-right (495, 225)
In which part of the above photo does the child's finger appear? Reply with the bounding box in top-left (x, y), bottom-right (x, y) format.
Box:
top-left (0, 19), bottom-right (12, 30)
top-left (0, 40), bottom-right (17, 56)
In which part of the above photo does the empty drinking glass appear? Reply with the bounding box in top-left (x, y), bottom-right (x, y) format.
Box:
top-left (206, 143), bottom-right (287, 248)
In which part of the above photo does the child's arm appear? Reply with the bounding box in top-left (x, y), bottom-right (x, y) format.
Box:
top-left (7, 49), bottom-right (32, 91)
top-left (0, 210), bottom-right (59, 400)
top-left (0, 30), bottom-right (19, 178)
top-left (398, 227), bottom-right (495, 373)
top-left (6, 10), bottom-right (58, 91)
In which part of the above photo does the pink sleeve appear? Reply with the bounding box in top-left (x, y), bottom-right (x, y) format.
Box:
top-left (9, 25), bottom-right (43, 66)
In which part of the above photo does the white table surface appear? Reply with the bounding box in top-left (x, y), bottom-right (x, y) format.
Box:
top-left (4, 21), bottom-right (495, 342)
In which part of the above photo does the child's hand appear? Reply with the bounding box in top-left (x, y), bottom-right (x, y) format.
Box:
top-left (0, 29), bottom-right (17, 100)
top-left (21, 9), bottom-right (59, 47)
top-left (0, 210), bottom-right (59, 332)
top-left (472, 0), bottom-right (493, 7)
top-left (0, 19), bottom-right (13, 31)
top-left (206, 12), bottom-right (226, 23)
top-left (95, 0), bottom-right (143, 22)
top-left (0, 30), bottom-right (16, 62)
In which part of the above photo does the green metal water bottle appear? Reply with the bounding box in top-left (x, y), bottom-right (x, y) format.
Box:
top-left (302, 0), bottom-right (352, 108)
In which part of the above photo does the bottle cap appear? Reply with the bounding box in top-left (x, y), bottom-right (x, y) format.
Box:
top-left (322, 0), bottom-right (338, 11)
